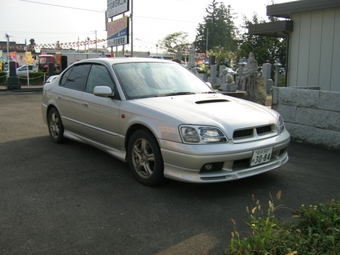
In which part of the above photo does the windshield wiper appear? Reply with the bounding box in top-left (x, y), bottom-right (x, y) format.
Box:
top-left (158, 92), bottom-right (196, 97)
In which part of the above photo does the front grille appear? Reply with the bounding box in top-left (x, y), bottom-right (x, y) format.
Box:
top-left (256, 125), bottom-right (272, 135)
top-left (232, 125), bottom-right (277, 142)
top-left (233, 129), bottom-right (253, 138)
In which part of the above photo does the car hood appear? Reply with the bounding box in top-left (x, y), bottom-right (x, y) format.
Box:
top-left (134, 93), bottom-right (278, 132)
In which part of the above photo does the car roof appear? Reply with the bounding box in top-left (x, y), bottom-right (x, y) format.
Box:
top-left (76, 57), bottom-right (174, 65)
top-left (17, 64), bottom-right (34, 68)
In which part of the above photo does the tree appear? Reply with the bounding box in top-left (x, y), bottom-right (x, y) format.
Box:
top-left (158, 32), bottom-right (191, 54)
top-left (238, 14), bottom-right (287, 74)
top-left (194, 0), bottom-right (238, 53)
top-left (29, 38), bottom-right (35, 52)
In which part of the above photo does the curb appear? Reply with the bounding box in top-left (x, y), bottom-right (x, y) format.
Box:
top-left (0, 85), bottom-right (43, 92)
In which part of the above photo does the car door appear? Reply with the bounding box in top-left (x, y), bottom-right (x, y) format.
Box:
top-left (17, 65), bottom-right (33, 76)
top-left (55, 64), bottom-right (90, 134)
top-left (16, 66), bottom-right (25, 76)
top-left (79, 64), bottom-right (121, 150)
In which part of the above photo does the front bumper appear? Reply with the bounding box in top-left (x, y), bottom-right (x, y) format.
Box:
top-left (160, 131), bottom-right (290, 183)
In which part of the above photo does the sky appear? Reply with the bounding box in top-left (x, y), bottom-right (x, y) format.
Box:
top-left (0, 0), bottom-right (293, 53)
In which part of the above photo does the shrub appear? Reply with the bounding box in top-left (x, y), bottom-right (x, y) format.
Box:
top-left (0, 72), bottom-right (7, 85)
top-left (0, 72), bottom-right (60, 86)
top-left (18, 72), bottom-right (47, 85)
top-left (279, 74), bottom-right (286, 87)
top-left (226, 191), bottom-right (340, 255)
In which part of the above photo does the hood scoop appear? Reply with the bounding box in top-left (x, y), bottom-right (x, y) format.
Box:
top-left (195, 99), bottom-right (230, 104)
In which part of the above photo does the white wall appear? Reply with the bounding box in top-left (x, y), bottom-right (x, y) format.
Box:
top-left (288, 8), bottom-right (340, 91)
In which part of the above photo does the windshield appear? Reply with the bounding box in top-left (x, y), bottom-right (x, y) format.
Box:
top-left (113, 62), bottom-right (214, 99)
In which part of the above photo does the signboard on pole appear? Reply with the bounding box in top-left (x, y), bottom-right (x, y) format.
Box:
top-left (107, 0), bottom-right (129, 18)
top-left (107, 16), bottom-right (129, 47)
top-left (25, 51), bottom-right (34, 64)
top-left (0, 50), bottom-right (2, 71)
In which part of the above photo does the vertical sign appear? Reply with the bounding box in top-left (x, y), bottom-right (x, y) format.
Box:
top-left (0, 50), bottom-right (2, 71)
top-left (25, 52), bottom-right (34, 64)
top-left (107, 0), bottom-right (129, 18)
top-left (10, 52), bottom-right (17, 62)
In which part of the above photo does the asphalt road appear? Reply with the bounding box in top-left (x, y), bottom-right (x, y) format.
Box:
top-left (1, 91), bottom-right (339, 255)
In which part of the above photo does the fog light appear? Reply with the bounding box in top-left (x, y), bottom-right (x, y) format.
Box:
top-left (200, 162), bottom-right (224, 173)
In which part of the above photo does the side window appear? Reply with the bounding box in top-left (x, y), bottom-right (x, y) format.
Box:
top-left (86, 64), bottom-right (115, 93)
top-left (59, 64), bottom-right (90, 91)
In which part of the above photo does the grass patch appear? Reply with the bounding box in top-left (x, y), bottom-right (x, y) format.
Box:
top-left (226, 191), bottom-right (340, 255)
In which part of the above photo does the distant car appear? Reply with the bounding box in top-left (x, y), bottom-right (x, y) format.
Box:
top-left (16, 64), bottom-right (35, 76)
top-left (4, 63), bottom-right (36, 76)
top-left (3, 63), bottom-right (9, 72)
top-left (41, 58), bottom-right (290, 186)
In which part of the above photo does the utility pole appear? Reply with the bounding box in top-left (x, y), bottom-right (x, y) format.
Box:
top-left (206, 28), bottom-right (209, 54)
top-left (87, 36), bottom-right (90, 53)
top-left (95, 30), bottom-right (97, 52)
top-left (130, 0), bottom-right (133, 57)
top-left (25, 39), bottom-right (30, 86)
top-left (122, 13), bottom-right (125, 56)
top-left (5, 33), bottom-right (10, 66)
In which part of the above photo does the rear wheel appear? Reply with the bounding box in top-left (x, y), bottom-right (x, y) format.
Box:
top-left (128, 130), bottom-right (165, 186)
top-left (47, 107), bottom-right (65, 143)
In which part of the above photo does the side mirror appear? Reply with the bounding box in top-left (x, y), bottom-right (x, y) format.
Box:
top-left (93, 86), bottom-right (114, 97)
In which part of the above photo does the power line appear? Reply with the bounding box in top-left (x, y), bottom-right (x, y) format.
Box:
top-left (135, 15), bottom-right (198, 24)
top-left (20, 0), bottom-right (200, 23)
top-left (20, 0), bottom-right (105, 13)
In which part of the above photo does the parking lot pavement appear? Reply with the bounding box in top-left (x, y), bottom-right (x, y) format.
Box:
top-left (1, 92), bottom-right (340, 255)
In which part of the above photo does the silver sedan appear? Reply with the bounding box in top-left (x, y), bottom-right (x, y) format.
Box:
top-left (41, 58), bottom-right (290, 186)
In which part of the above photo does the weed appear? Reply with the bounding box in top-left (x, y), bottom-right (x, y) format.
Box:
top-left (226, 191), bottom-right (340, 255)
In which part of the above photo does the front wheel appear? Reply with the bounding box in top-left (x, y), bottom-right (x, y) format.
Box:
top-left (128, 130), bottom-right (165, 186)
top-left (47, 107), bottom-right (65, 143)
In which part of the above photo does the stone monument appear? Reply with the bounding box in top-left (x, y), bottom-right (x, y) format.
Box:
top-left (219, 68), bottom-right (237, 92)
top-left (238, 52), bottom-right (266, 105)
top-left (175, 48), bottom-right (182, 63)
top-left (189, 44), bottom-right (196, 68)
top-left (262, 62), bottom-right (273, 94)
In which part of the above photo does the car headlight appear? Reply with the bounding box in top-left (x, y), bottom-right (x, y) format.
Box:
top-left (180, 125), bottom-right (228, 144)
top-left (278, 115), bottom-right (285, 132)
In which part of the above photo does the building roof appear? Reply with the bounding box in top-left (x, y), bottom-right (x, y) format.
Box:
top-left (267, 0), bottom-right (340, 19)
top-left (248, 0), bottom-right (340, 38)
top-left (0, 41), bottom-right (27, 52)
top-left (248, 20), bottom-right (293, 38)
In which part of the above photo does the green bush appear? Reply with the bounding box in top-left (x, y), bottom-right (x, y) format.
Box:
top-left (0, 72), bottom-right (58, 86)
top-left (197, 64), bottom-right (208, 73)
top-left (0, 72), bottom-right (7, 85)
top-left (226, 191), bottom-right (340, 255)
top-left (279, 74), bottom-right (286, 87)
top-left (18, 72), bottom-right (47, 85)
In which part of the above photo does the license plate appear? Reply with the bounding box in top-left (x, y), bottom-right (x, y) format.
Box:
top-left (250, 147), bottom-right (273, 166)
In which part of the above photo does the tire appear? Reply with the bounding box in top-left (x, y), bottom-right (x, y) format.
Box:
top-left (128, 129), bottom-right (165, 186)
top-left (47, 107), bottom-right (65, 144)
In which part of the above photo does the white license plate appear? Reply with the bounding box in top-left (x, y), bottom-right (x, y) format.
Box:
top-left (250, 147), bottom-right (273, 166)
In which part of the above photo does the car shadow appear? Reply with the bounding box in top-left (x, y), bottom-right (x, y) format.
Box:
top-left (0, 135), bottom-right (284, 196)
